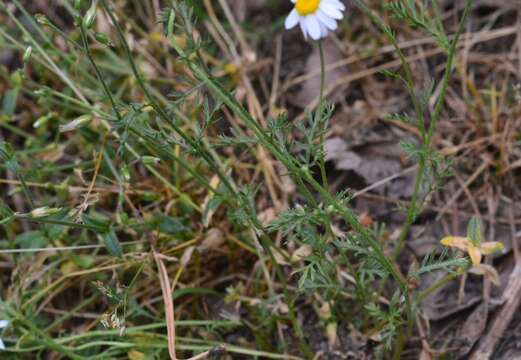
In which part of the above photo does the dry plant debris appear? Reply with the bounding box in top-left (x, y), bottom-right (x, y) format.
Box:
top-left (0, 0), bottom-right (520, 359)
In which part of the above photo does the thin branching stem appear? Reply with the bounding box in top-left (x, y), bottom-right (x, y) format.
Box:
top-left (317, 40), bottom-right (328, 189)
top-left (99, 0), bottom-right (236, 199)
top-left (175, 41), bottom-right (408, 292)
top-left (393, 0), bottom-right (473, 260)
top-left (351, 0), bottom-right (425, 133)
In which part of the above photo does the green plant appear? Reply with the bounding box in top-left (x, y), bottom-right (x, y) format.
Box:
top-left (0, 0), bottom-right (477, 358)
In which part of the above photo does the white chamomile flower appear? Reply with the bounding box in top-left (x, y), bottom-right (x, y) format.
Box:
top-left (0, 319), bottom-right (8, 350)
top-left (285, 0), bottom-right (345, 40)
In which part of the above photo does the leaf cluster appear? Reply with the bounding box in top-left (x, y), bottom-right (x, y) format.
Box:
top-left (386, 0), bottom-right (449, 51)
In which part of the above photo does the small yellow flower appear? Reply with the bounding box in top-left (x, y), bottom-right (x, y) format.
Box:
top-left (440, 236), bottom-right (504, 265)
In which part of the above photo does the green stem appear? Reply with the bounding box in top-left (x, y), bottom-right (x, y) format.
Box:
top-left (393, 4), bottom-right (473, 356)
top-left (348, 1), bottom-right (472, 357)
top-left (14, 215), bottom-right (103, 231)
top-left (317, 40), bottom-right (328, 189)
top-left (351, 0), bottom-right (425, 133)
top-left (392, 0), bottom-right (472, 260)
top-left (79, 25), bottom-right (120, 122)
top-left (169, 31), bottom-right (407, 294)
top-left (9, 310), bottom-right (85, 359)
top-left (426, 1), bottom-right (472, 144)
top-left (97, 9), bottom-right (314, 356)
top-left (79, 15), bottom-right (209, 208)
top-left (100, 0), bottom-right (237, 199)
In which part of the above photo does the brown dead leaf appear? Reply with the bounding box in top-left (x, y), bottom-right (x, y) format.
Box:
top-left (457, 303), bottom-right (489, 358)
top-left (409, 225), bottom-right (440, 257)
top-left (258, 208), bottom-right (277, 227)
top-left (275, 162), bottom-right (296, 194)
top-left (326, 121), bottom-right (417, 197)
top-left (271, 246), bottom-right (290, 266)
top-left (291, 39), bottom-right (348, 108)
top-left (420, 271), bottom-right (482, 321)
top-left (469, 264), bottom-right (501, 286)
top-left (291, 244), bottom-right (312, 262)
top-left (325, 137), bottom-right (403, 185)
top-left (36, 144), bottom-right (65, 163)
top-left (197, 228), bottom-right (225, 253)
top-left (180, 246), bottom-right (195, 267)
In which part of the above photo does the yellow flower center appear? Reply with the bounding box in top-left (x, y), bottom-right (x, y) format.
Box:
top-left (295, 0), bottom-right (320, 16)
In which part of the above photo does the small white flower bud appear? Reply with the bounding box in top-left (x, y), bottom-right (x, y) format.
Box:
top-left (23, 46), bottom-right (32, 63)
top-left (142, 156), bottom-right (161, 165)
top-left (30, 206), bottom-right (62, 218)
top-left (83, 2), bottom-right (97, 29)
top-left (59, 114), bottom-right (92, 132)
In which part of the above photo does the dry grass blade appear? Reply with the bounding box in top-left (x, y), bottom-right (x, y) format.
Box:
top-left (154, 251), bottom-right (226, 360)
top-left (154, 251), bottom-right (177, 360)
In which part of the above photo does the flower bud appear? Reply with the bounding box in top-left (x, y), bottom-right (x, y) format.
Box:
top-left (93, 32), bottom-right (113, 47)
top-left (33, 113), bottom-right (52, 128)
top-left (34, 87), bottom-right (50, 97)
top-left (35, 14), bottom-right (50, 26)
top-left (121, 165), bottom-right (130, 181)
top-left (295, 204), bottom-right (305, 215)
top-left (142, 156), bottom-right (160, 165)
top-left (83, 2), bottom-right (97, 29)
top-left (59, 114), bottom-right (92, 132)
top-left (23, 46), bottom-right (32, 63)
top-left (30, 206), bottom-right (62, 218)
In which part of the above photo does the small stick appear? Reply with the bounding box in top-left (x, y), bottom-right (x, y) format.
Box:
top-left (469, 264), bottom-right (521, 359)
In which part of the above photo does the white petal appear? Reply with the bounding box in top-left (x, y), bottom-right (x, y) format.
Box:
top-left (320, 2), bottom-right (344, 20)
top-left (299, 20), bottom-right (308, 40)
top-left (304, 15), bottom-right (322, 40)
top-left (319, 22), bottom-right (328, 38)
top-left (324, 0), bottom-right (346, 11)
top-left (285, 8), bottom-right (300, 30)
top-left (317, 9), bottom-right (338, 31)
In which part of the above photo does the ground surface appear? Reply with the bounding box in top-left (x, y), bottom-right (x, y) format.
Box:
top-left (1, 0), bottom-right (521, 359)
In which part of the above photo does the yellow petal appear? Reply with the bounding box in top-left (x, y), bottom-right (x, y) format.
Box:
top-left (479, 241), bottom-right (504, 255)
top-left (441, 236), bottom-right (469, 251)
top-left (467, 243), bottom-right (482, 265)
